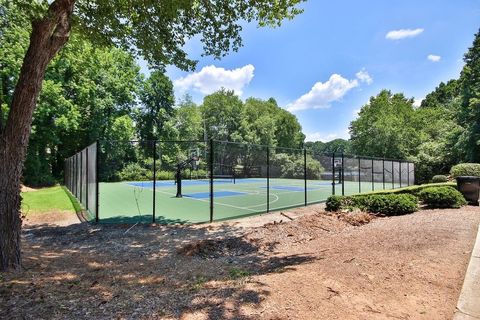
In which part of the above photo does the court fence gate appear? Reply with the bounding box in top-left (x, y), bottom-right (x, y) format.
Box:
top-left (64, 140), bottom-right (415, 224)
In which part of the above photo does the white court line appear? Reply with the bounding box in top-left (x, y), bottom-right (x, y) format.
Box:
top-left (151, 187), bottom-right (259, 213)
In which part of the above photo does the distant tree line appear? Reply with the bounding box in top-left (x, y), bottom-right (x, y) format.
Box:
top-left (349, 29), bottom-right (480, 183)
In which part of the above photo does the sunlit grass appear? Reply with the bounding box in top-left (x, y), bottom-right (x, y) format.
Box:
top-left (21, 186), bottom-right (78, 214)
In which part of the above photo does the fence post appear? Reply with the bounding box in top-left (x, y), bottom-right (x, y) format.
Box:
top-left (267, 146), bottom-right (270, 213)
top-left (358, 157), bottom-right (361, 193)
top-left (86, 147), bottom-right (89, 211)
top-left (382, 158), bottom-right (385, 190)
top-left (80, 151), bottom-right (83, 205)
top-left (95, 140), bottom-right (100, 223)
top-left (407, 162), bottom-right (410, 187)
top-left (332, 153), bottom-right (336, 195)
top-left (392, 161), bottom-right (395, 189)
top-left (371, 158), bottom-right (374, 192)
top-left (399, 161), bottom-right (402, 188)
top-left (304, 149), bottom-right (307, 205)
top-left (152, 141), bottom-right (157, 223)
top-left (209, 139), bottom-right (214, 223)
top-left (341, 153), bottom-right (345, 196)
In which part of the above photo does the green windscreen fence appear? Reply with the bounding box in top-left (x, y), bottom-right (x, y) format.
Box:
top-left (65, 140), bottom-right (415, 224)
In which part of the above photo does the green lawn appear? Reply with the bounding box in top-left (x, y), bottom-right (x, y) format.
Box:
top-left (21, 186), bottom-right (78, 215)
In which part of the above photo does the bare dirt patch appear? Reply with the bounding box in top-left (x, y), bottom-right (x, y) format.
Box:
top-left (1, 206), bottom-right (479, 320)
top-left (21, 184), bottom-right (37, 192)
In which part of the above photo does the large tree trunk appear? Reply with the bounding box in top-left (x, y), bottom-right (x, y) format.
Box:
top-left (0, 0), bottom-right (75, 271)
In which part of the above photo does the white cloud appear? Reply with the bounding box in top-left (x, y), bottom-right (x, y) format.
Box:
top-left (413, 97), bottom-right (424, 107)
top-left (385, 28), bottom-right (424, 40)
top-left (287, 70), bottom-right (372, 112)
top-left (305, 130), bottom-right (350, 142)
top-left (355, 69), bottom-right (373, 85)
top-left (427, 54), bottom-right (441, 62)
top-left (174, 64), bottom-right (254, 96)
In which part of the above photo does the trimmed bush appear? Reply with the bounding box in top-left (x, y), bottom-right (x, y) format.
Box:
top-left (326, 194), bottom-right (418, 216)
top-left (450, 163), bottom-right (480, 178)
top-left (418, 186), bottom-right (467, 208)
top-left (362, 194), bottom-right (418, 215)
top-left (326, 195), bottom-right (343, 211)
top-left (431, 175), bottom-right (448, 183)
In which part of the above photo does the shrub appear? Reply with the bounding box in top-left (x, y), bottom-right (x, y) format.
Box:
top-left (418, 186), bottom-right (467, 208)
top-left (450, 163), bottom-right (480, 178)
top-left (326, 194), bottom-right (418, 215)
top-left (326, 195), bottom-right (344, 211)
top-left (362, 194), bottom-right (418, 215)
top-left (118, 163), bottom-right (150, 181)
top-left (432, 175), bottom-right (448, 183)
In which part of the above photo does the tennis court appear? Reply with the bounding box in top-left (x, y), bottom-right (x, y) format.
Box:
top-left (65, 140), bottom-right (414, 224)
top-left (97, 178), bottom-right (401, 223)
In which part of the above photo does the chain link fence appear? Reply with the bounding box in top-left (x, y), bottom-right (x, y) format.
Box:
top-left (64, 140), bottom-right (415, 224)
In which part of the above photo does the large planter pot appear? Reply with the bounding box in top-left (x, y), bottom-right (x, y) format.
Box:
top-left (456, 176), bottom-right (480, 206)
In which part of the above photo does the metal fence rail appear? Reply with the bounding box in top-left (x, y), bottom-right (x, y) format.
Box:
top-left (64, 139), bottom-right (415, 224)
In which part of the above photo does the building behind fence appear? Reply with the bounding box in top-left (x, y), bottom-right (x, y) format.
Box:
top-left (65, 140), bottom-right (415, 224)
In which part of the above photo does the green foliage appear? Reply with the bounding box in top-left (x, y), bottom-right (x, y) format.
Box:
top-left (305, 139), bottom-right (351, 154)
top-left (326, 193), bottom-right (418, 216)
top-left (118, 163), bottom-right (151, 181)
top-left (137, 71), bottom-right (175, 142)
top-left (350, 90), bottom-right (421, 160)
top-left (69, 0), bottom-right (305, 71)
top-left (457, 29), bottom-right (480, 162)
top-left (418, 186), bottom-right (467, 208)
top-left (450, 163), bottom-right (480, 177)
top-left (361, 194), bottom-right (418, 215)
top-left (358, 182), bottom-right (457, 196)
top-left (325, 195), bottom-right (343, 211)
top-left (270, 153), bottom-right (322, 179)
top-left (431, 175), bottom-right (448, 183)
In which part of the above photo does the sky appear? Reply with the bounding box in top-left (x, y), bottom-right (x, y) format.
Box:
top-left (139, 0), bottom-right (480, 143)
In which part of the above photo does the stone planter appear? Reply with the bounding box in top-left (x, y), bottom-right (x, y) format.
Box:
top-left (456, 176), bottom-right (480, 206)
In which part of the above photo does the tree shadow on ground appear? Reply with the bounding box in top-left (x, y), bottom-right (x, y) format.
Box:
top-left (1, 220), bottom-right (317, 319)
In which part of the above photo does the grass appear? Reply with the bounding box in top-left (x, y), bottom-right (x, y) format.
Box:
top-left (21, 186), bottom-right (78, 215)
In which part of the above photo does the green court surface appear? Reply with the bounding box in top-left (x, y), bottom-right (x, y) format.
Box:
top-left (95, 178), bottom-right (402, 224)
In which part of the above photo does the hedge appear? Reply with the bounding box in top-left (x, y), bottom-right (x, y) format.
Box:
top-left (450, 163), bottom-right (480, 178)
top-left (353, 182), bottom-right (457, 197)
top-left (326, 193), bottom-right (418, 216)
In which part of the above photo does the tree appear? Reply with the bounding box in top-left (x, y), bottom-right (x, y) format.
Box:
top-left (0, 0), bottom-right (304, 270)
top-left (349, 90), bottom-right (421, 159)
top-left (305, 139), bottom-right (351, 154)
top-left (200, 89), bottom-right (244, 141)
top-left (274, 107), bottom-right (305, 149)
top-left (137, 71), bottom-right (175, 142)
top-left (458, 29), bottom-right (480, 162)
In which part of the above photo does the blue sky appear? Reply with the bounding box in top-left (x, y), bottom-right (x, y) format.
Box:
top-left (141, 0), bottom-right (480, 142)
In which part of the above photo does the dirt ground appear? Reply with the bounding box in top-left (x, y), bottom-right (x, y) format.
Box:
top-left (1, 205), bottom-right (479, 320)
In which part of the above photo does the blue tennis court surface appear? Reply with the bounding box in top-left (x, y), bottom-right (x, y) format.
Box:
top-left (184, 191), bottom-right (247, 199)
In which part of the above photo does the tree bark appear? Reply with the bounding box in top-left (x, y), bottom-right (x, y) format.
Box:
top-left (0, 0), bottom-right (75, 271)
